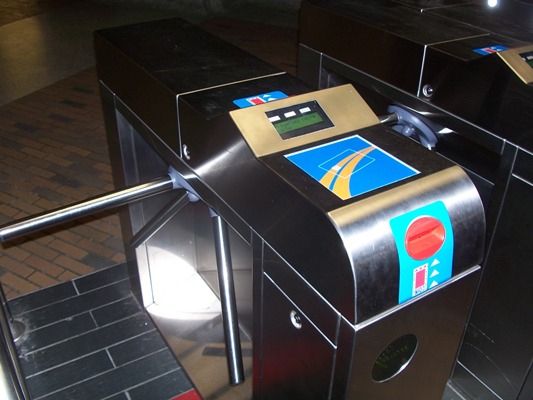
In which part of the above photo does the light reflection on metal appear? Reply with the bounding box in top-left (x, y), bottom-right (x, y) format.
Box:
top-left (145, 247), bottom-right (221, 321)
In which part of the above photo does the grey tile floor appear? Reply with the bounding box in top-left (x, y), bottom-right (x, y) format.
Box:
top-left (10, 263), bottom-right (199, 400)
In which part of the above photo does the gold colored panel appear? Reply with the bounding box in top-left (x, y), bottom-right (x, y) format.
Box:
top-left (229, 84), bottom-right (380, 157)
top-left (498, 44), bottom-right (533, 85)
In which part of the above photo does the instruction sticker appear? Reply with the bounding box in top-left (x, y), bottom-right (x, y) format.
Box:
top-left (285, 135), bottom-right (419, 200)
top-left (390, 201), bottom-right (454, 304)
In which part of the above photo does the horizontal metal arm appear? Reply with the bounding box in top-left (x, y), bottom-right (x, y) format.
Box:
top-left (0, 176), bottom-right (174, 243)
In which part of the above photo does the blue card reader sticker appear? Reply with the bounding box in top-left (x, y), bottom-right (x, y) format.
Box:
top-left (285, 135), bottom-right (419, 200)
top-left (233, 91), bottom-right (288, 108)
top-left (390, 201), bottom-right (454, 304)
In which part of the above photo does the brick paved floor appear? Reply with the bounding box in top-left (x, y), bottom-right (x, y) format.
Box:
top-left (0, 3), bottom-right (297, 301)
top-left (0, 68), bottom-right (126, 299)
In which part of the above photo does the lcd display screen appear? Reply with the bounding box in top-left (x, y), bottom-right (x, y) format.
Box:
top-left (273, 112), bottom-right (324, 135)
top-left (265, 100), bottom-right (334, 140)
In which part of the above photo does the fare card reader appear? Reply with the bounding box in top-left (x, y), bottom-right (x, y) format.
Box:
top-left (224, 85), bottom-right (485, 399)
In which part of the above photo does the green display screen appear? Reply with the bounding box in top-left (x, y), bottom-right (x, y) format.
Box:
top-left (273, 112), bottom-right (324, 135)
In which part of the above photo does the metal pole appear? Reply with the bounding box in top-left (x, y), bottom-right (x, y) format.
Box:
top-left (0, 176), bottom-right (174, 243)
top-left (0, 285), bottom-right (31, 399)
top-left (379, 112), bottom-right (399, 126)
top-left (211, 212), bottom-right (245, 386)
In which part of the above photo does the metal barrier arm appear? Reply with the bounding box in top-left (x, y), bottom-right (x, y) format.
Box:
top-left (0, 166), bottom-right (246, 386)
top-left (0, 176), bottom-right (175, 243)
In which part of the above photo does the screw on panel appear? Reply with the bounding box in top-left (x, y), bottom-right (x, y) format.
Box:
top-left (290, 310), bottom-right (302, 329)
top-left (422, 84), bottom-right (434, 98)
top-left (182, 144), bottom-right (191, 160)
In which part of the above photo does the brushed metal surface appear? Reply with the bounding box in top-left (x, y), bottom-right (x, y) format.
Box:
top-left (329, 166), bottom-right (485, 322)
top-left (95, 16), bottom-right (488, 400)
top-left (345, 267), bottom-right (481, 400)
top-left (298, 2), bottom-right (533, 399)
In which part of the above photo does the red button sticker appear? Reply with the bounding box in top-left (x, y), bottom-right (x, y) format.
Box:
top-left (405, 216), bottom-right (446, 260)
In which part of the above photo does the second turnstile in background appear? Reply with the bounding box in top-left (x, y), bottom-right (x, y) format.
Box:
top-left (297, 1), bottom-right (533, 399)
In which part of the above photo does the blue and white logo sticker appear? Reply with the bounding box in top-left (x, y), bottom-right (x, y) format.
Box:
top-left (473, 45), bottom-right (508, 56)
top-left (233, 91), bottom-right (288, 108)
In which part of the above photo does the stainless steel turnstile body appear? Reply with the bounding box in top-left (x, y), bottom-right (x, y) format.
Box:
top-left (93, 18), bottom-right (485, 399)
top-left (297, 1), bottom-right (533, 399)
top-left (0, 16), bottom-right (485, 400)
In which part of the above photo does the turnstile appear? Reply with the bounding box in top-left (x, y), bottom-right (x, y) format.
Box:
top-left (297, 1), bottom-right (533, 398)
top-left (0, 17), bottom-right (485, 399)
top-left (93, 18), bottom-right (485, 399)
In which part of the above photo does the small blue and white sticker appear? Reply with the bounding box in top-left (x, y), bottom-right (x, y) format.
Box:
top-left (233, 91), bottom-right (288, 108)
top-left (473, 45), bottom-right (508, 56)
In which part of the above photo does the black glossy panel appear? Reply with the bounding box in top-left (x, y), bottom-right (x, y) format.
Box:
top-left (428, 3), bottom-right (533, 43)
top-left (180, 74), bottom-right (311, 119)
top-left (96, 18), bottom-right (278, 95)
top-left (305, 0), bottom-right (485, 44)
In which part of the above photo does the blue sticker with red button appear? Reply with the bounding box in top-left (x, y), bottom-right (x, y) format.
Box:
top-left (390, 201), bottom-right (454, 304)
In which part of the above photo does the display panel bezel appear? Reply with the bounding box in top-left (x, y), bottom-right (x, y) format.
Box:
top-left (266, 100), bottom-right (334, 140)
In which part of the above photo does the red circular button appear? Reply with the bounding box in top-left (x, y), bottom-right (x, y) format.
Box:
top-left (405, 216), bottom-right (446, 260)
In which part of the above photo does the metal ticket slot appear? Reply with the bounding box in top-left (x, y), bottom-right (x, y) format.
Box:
top-left (298, 1), bottom-right (533, 399)
top-left (0, 18), bottom-right (485, 399)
